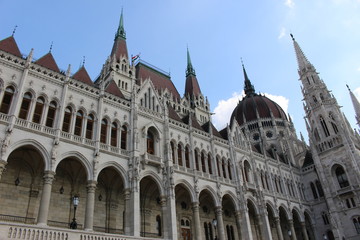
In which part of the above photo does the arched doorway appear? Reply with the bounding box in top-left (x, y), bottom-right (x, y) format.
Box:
top-left (199, 189), bottom-right (217, 240)
top-left (266, 204), bottom-right (279, 239)
top-left (247, 200), bottom-right (261, 240)
top-left (222, 194), bottom-right (237, 240)
top-left (304, 212), bottom-right (315, 240)
top-left (279, 207), bottom-right (291, 240)
top-left (175, 183), bottom-right (193, 240)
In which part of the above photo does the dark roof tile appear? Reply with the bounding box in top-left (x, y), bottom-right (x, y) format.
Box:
top-left (0, 36), bottom-right (22, 58)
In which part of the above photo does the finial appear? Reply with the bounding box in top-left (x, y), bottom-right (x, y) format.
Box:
top-left (346, 84), bottom-right (350, 91)
top-left (290, 33), bottom-right (295, 41)
top-left (12, 25), bottom-right (18, 37)
top-left (49, 41), bottom-right (53, 53)
top-left (82, 56), bottom-right (86, 67)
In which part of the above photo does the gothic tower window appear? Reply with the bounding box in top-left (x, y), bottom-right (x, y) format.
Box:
top-left (320, 93), bottom-right (324, 100)
top-left (19, 92), bottom-right (32, 120)
top-left (314, 128), bottom-right (321, 141)
top-left (329, 113), bottom-right (339, 134)
top-left (121, 125), bottom-right (127, 149)
top-left (62, 106), bottom-right (72, 132)
top-left (0, 86), bottom-right (15, 114)
top-left (74, 110), bottom-right (84, 136)
top-left (86, 114), bottom-right (94, 139)
top-left (111, 122), bottom-right (118, 147)
top-left (320, 116), bottom-right (330, 137)
top-left (32, 96), bottom-right (45, 124)
top-left (46, 101), bottom-right (57, 127)
top-left (335, 166), bottom-right (349, 188)
top-left (147, 131), bottom-right (155, 155)
top-left (100, 119), bottom-right (108, 144)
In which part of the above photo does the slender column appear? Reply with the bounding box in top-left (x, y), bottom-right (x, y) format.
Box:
top-left (215, 206), bottom-right (226, 240)
top-left (124, 188), bottom-right (131, 235)
top-left (240, 207), bottom-right (253, 240)
top-left (37, 171), bottom-right (55, 226)
top-left (192, 202), bottom-right (202, 239)
top-left (84, 180), bottom-right (97, 231)
top-left (160, 195), bottom-right (168, 238)
top-left (275, 217), bottom-right (284, 240)
top-left (167, 193), bottom-right (178, 240)
top-left (259, 210), bottom-right (273, 240)
top-left (0, 160), bottom-right (7, 180)
top-left (235, 211), bottom-right (242, 240)
top-left (300, 222), bottom-right (309, 240)
top-left (289, 220), bottom-right (297, 240)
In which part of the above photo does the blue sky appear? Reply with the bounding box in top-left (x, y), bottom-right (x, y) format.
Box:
top-left (1, 0), bottom-right (360, 139)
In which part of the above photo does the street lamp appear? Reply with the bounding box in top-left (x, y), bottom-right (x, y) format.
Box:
top-left (212, 219), bottom-right (218, 240)
top-left (70, 195), bottom-right (79, 229)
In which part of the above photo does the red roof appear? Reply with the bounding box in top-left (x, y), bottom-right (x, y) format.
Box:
top-left (35, 53), bottom-right (60, 72)
top-left (0, 36), bottom-right (22, 58)
top-left (168, 104), bottom-right (183, 122)
top-left (111, 38), bottom-right (128, 61)
top-left (105, 80), bottom-right (124, 98)
top-left (72, 66), bottom-right (93, 85)
top-left (136, 62), bottom-right (180, 101)
top-left (185, 75), bottom-right (201, 97)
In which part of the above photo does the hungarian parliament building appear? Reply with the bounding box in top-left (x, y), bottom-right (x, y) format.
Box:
top-left (0, 12), bottom-right (359, 240)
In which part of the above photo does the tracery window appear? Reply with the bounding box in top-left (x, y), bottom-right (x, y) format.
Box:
top-left (310, 182), bottom-right (318, 199)
top-left (62, 106), bottom-right (72, 132)
top-left (201, 152), bottom-right (206, 172)
top-left (121, 125), bottom-right (127, 149)
top-left (227, 160), bottom-right (232, 180)
top-left (170, 142), bottom-right (175, 163)
top-left (208, 154), bottom-right (212, 174)
top-left (46, 101), bottom-right (57, 127)
top-left (111, 122), bottom-right (118, 147)
top-left (195, 149), bottom-right (199, 171)
top-left (19, 92), bottom-right (32, 120)
top-left (353, 217), bottom-right (360, 234)
top-left (32, 96), bottom-right (45, 124)
top-left (100, 119), bottom-right (108, 144)
top-left (74, 110), bottom-right (84, 136)
top-left (0, 86), bottom-right (15, 114)
top-left (178, 144), bottom-right (183, 166)
top-left (147, 131), bottom-right (155, 154)
top-left (335, 166), bottom-right (349, 188)
top-left (185, 146), bottom-right (190, 168)
top-left (320, 116), bottom-right (330, 137)
top-left (316, 180), bottom-right (324, 197)
top-left (85, 114), bottom-right (94, 139)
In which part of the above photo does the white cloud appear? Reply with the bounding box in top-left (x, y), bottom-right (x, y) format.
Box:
top-left (278, 27), bottom-right (286, 39)
top-left (212, 91), bottom-right (289, 129)
top-left (284, 0), bottom-right (295, 8)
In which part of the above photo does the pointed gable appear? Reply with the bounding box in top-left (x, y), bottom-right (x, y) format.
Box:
top-left (185, 75), bottom-right (202, 97)
top-left (105, 80), bottom-right (125, 98)
top-left (35, 53), bottom-right (60, 72)
top-left (72, 66), bottom-right (93, 85)
top-left (202, 121), bottom-right (223, 138)
top-left (111, 38), bottom-right (128, 61)
top-left (0, 36), bottom-right (22, 57)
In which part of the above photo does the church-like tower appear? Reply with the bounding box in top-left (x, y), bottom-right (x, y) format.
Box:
top-left (292, 34), bottom-right (360, 239)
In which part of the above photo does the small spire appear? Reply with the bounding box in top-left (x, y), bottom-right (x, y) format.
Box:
top-left (242, 62), bottom-right (256, 97)
top-left (115, 8), bottom-right (126, 39)
top-left (12, 25), bottom-right (18, 37)
top-left (186, 47), bottom-right (196, 76)
top-left (291, 34), bottom-right (314, 73)
top-left (347, 84), bottom-right (360, 128)
top-left (82, 56), bottom-right (86, 67)
top-left (49, 41), bottom-right (53, 53)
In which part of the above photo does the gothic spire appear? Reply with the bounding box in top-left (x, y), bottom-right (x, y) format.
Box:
top-left (186, 47), bottom-right (196, 77)
top-left (291, 34), bottom-right (314, 73)
top-left (110, 9), bottom-right (128, 60)
top-left (347, 85), bottom-right (360, 127)
top-left (115, 8), bottom-right (126, 40)
top-left (242, 63), bottom-right (256, 97)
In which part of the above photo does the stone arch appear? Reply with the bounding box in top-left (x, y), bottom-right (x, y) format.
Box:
top-left (56, 151), bottom-right (92, 180)
top-left (199, 186), bottom-right (219, 206)
top-left (140, 170), bottom-right (165, 196)
top-left (246, 198), bottom-right (259, 215)
top-left (278, 205), bottom-right (290, 220)
top-left (96, 161), bottom-right (129, 189)
top-left (175, 180), bottom-right (196, 202)
top-left (292, 206), bottom-right (304, 222)
top-left (76, 106), bottom-right (88, 116)
top-left (222, 191), bottom-right (238, 210)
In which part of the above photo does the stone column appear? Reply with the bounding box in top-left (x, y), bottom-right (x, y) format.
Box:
top-left (240, 207), bottom-right (253, 240)
top-left (160, 195), bottom-right (168, 238)
top-left (37, 171), bottom-right (55, 226)
top-left (289, 220), bottom-right (297, 240)
top-left (84, 180), bottom-right (97, 231)
top-left (275, 217), bottom-right (284, 240)
top-left (215, 206), bottom-right (226, 240)
top-left (235, 211), bottom-right (242, 240)
top-left (0, 160), bottom-right (7, 181)
top-left (124, 188), bottom-right (131, 235)
top-left (300, 222), bottom-right (309, 240)
top-left (259, 210), bottom-right (273, 240)
top-left (192, 202), bottom-right (202, 239)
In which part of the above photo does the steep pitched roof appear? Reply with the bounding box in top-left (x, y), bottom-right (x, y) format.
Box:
top-left (135, 62), bottom-right (180, 101)
top-left (168, 104), bottom-right (183, 122)
top-left (185, 75), bottom-right (202, 97)
top-left (219, 127), bottom-right (228, 140)
top-left (35, 53), bottom-right (60, 72)
top-left (111, 38), bottom-right (128, 61)
top-left (202, 121), bottom-right (223, 138)
top-left (0, 36), bottom-right (22, 57)
top-left (182, 113), bottom-right (204, 131)
top-left (72, 66), bottom-right (93, 85)
top-left (105, 80), bottom-right (124, 98)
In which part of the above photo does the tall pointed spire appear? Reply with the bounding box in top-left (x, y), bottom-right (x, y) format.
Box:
top-left (116, 8), bottom-right (126, 40)
top-left (186, 47), bottom-right (196, 77)
top-left (347, 85), bottom-right (360, 127)
top-left (242, 63), bottom-right (256, 97)
top-left (291, 34), bottom-right (314, 74)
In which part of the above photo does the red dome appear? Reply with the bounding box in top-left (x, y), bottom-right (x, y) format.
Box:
top-left (230, 94), bottom-right (288, 126)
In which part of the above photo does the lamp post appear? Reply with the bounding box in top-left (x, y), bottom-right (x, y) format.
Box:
top-left (212, 219), bottom-right (218, 240)
top-left (70, 196), bottom-right (79, 229)
top-left (288, 229), bottom-right (292, 239)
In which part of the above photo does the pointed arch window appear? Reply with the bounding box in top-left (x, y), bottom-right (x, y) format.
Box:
top-left (217, 156), bottom-right (221, 177)
top-left (185, 146), bottom-right (190, 168)
top-left (19, 92), bottom-right (32, 119)
top-left (121, 125), bottom-right (127, 149)
top-left (195, 150), bottom-right (199, 171)
top-left (314, 128), bottom-right (321, 141)
top-left (322, 212), bottom-right (330, 225)
top-left (315, 180), bottom-right (324, 197)
top-left (32, 96), bottom-right (45, 124)
top-left (353, 217), bottom-right (360, 234)
top-left (227, 160), bottom-right (232, 180)
top-left (100, 119), bottom-right (108, 144)
top-left (320, 116), bottom-right (330, 137)
top-left (46, 101), bottom-right (57, 127)
top-left (335, 166), bottom-right (349, 188)
top-left (329, 113), bottom-right (338, 134)
top-left (170, 142), bottom-right (175, 163)
top-left (147, 131), bottom-right (155, 155)
top-left (207, 154), bottom-right (212, 174)
top-left (62, 106), bottom-right (72, 132)
top-left (310, 182), bottom-right (318, 199)
top-left (0, 86), bottom-right (15, 114)
top-left (111, 122), bottom-right (118, 147)
top-left (74, 110), bottom-right (84, 136)
top-left (85, 114), bottom-right (94, 139)
top-left (177, 144), bottom-right (183, 166)
top-left (201, 152), bottom-right (206, 172)
top-left (222, 159), bottom-right (227, 178)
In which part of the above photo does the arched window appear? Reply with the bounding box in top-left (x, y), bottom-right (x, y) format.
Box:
top-left (121, 125), bottom-right (127, 149)
top-left (147, 131), bottom-right (155, 154)
top-left (201, 152), bottom-right (206, 172)
top-left (74, 110), bottom-right (84, 136)
top-left (335, 166), bottom-right (349, 188)
top-left (195, 150), bottom-right (199, 171)
top-left (85, 114), bottom-right (94, 139)
top-left (100, 119), bottom-right (108, 144)
top-left (19, 92), bottom-right (32, 119)
top-left (316, 180), bottom-right (324, 197)
top-left (310, 182), bottom-right (318, 199)
top-left (244, 161), bottom-right (251, 182)
top-left (62, 106), bottom-right (72, 132)
top-left (322, 212), bottom-right (329, 225)
top-left (217, 156), bottom-right (221, 177)
top-left (314, 128), bottom-right (321, 141)
top-left (227, 160), bottom-right (232, 180)
top-left (207, 154), bottom-right (212, 174)
top-left (111, 122), bottom-right (118, 147)
top-left (0, 86), bottom-right (15, 114)
top-left (46, 101), bottom-right (57, 127)
top-left (156, 215), bottom-right (161, 236)
top-left (222, 159), bottom-right (227, 178)
top-left (185, 146), bottom-right (190, 168)
top-left (170, 142), bottom-right (175, 163)
top-left (320, 116), bottom-right (330, 137)
top-left (32, 97), bottom-right (45, 124)
top-left (178, 144), bottom-right (183, 166)
top-left (261, 172), bottom-right (265, 189)
top-left (353, 217), bottom-right (360, 234)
